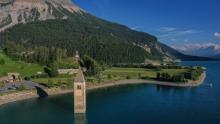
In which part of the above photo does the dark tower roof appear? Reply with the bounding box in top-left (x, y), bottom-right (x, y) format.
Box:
top-left (74, 69), bottom-right (85, 83)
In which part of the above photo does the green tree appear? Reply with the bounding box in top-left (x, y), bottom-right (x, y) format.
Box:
top-left (47, 79), bottom-right (54, 88)
top-left (156, 73), bottom-right (161, 80)
top-left (81, 55), bottom-right (101, 76)
top-left (172, 74), bottom-right (185, 82)
top-left (107, 74), bottom-right (112, 79)
top-left (50, 62), bottom-right (59, 77)
top-left (0, 59), bottom-right (5, 65)
top-left (44, 66), bottom-right (52, 77)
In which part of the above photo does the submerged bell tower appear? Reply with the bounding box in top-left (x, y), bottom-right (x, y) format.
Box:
top-left (74, 51), bottom-right (86, 114)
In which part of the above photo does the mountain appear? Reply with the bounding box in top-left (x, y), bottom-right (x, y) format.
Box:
top-left (0, 0), bottom-right (83, 32)
top-left (0, 0), bottom-right (213, 64)
top-left (159, 43), bottom-right (217, 61)
top-left (173, 43), bottom-right (220, 59)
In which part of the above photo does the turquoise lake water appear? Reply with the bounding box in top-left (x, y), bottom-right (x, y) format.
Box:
top-left (0, 61), bottom-right (220, 124)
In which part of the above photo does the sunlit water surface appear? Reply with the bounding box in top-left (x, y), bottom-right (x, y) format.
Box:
top-left (0, 61), bottom-right (220, 124)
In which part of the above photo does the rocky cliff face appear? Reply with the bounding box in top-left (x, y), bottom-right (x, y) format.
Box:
top-left (0, 0), bottom-right (84, 32)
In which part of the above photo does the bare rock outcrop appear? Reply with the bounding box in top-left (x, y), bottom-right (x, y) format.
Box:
top-left (0, 0), bottom-right (84, 32)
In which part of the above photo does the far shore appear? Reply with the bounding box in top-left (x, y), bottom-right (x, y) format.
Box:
top-left (0, 72), bottom-right (206, 106)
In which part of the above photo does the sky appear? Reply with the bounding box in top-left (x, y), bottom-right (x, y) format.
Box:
top-left (73, 0), bottom-right (220, 55)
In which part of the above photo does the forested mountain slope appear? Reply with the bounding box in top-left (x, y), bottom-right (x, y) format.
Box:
top-left (0, 0), bottom-right (212, 64)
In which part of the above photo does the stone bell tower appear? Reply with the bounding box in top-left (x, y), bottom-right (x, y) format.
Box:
top-left (74, 51), bottom-right (86, 114)
top-left (74, 69), bottom-right (86, 113)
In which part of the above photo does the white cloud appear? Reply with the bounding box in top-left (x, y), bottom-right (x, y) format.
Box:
top-left (158, 28), bottom-right (201, 42)
top-left (173, 42), bottom-right (220, 57)
top-left (131, 26), bottom-right (145, 30)
top-left (177, 30), bottom-right (200, 35)
top-left (158, 27), bottom-right (200, 34)
top-left (214, 32), bottom-right (220, 39)
top-left (158, 27), bottom-right (176, 32)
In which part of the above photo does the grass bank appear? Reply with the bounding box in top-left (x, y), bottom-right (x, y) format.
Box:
top-left (0, 52), bottom-right (43, 77)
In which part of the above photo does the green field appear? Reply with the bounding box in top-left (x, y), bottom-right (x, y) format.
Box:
top-left (0, 52), bottom-right (43, 77)
top-left (102, 67), bottom-right (188, 81)
top-left (104, 67), bottom-right (188, 76)
top-left (0, 51), bottom-right (76, 88)
top-left (0, 51), bottom-right (191, 86)
top-left (32, 74), bottom-right (74, 83)
top-left (32, 74), bottom-right (75, 88)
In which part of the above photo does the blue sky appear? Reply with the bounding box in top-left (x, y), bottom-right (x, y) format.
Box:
top-left (73, 0), bottom-right (220, 49)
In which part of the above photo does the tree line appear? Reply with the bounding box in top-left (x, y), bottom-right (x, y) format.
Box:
top-left (3, 41), bottom-right (67, 65)
top-left (156, 67), bottom-right (204, 82)
top-left (3, 41), bottom-right (102, 78)
top-left (156, 73), bottom-right (185, 83)
top-left (0, 17), bottom-right (163, 64)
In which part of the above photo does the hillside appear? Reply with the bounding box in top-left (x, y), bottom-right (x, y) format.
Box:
top-left (0, 0), bottom-right (210, 64)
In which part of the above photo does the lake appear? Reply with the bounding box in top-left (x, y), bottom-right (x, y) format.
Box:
top-left (0, 61), bottom-right (220, 124)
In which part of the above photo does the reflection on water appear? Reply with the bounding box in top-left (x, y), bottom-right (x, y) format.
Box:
top-left (74, 114), bottom-right (87, 124)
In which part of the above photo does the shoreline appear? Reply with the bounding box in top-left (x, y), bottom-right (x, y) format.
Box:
top-left (0, 72), bottom-right (206, 106)
top-left (88, 71), bottom-right (206, 90)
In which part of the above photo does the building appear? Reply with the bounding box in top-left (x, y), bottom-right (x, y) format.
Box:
top-left (74, 69), bottom-right (86, 114)
top-left (0, 73), bottom-right (21, 83)
top-left (7, 73), bottom-right (21, 83)
top-left (58, 69), bottom-right (78, 75)
top-left (75, 51), bottom-right (80, 60)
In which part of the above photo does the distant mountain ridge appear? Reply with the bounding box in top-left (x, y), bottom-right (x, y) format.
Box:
top-left (0, 0), bottom-right (215, 64)
top-left (159, 43), bottom-right (218, 61)
top-left (173, 43), bottom-right (220, 59)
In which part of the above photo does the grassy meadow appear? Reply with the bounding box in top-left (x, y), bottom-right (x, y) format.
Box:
top-left (0, 51), bottom-right (192, 87)
top-left (0, 52), bottom-right (43, 77)
top-left (32, 74), bottom-right (75, 87)
top-left (86, 67), bottom-right (189, 83)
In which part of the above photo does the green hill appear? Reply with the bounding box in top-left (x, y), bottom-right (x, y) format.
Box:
top-left (0, 52), bottom-right (43, 77)
top-left (0, 12), bottom-right (173, 64)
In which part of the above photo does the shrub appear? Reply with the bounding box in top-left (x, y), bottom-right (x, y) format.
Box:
top-left (138, 73), bottom-right (141, 79)
top-left (184, 69), bottom-right (203, 81)
top-left (160, 73), bottom-right (171, 81)
top-left (24, 76), bottom-right (31, 80)
top-left (126, 75), bottom-right (131, 79)
top-left (86, 78), bottom-right (95, 83)
top-left (66, 78), bottom-right (73, 87)
top-left (81, 55), bottom-right (101, 76)
top-left (44, 62), bottom-right (59, 77)
top-left (156, 73), bottom-right (161, 80)
top-left (155, 66), bottom-right (162, 71)
top-left (47, 79), bottom-right (54, 87)
top-left (50, 62), bottom-right (59, 77)
top-left (20, 65), bottom-right (25, 70)
top-left (156, 72), bottom-right (185, 82)
top-left (172, 74), bottom-right (185, 82)
top-left (0, 59), bottom-right (5, 65)
top-left (18, 85), bottom-right (26, 91)
top-left (57, 79), bottom-right (62, 84)
top-left (107, 74), bottom-right (112, 79)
